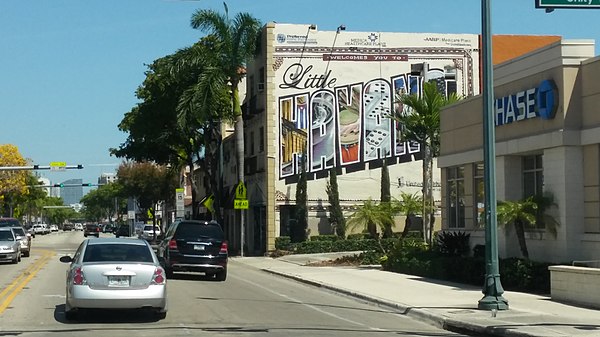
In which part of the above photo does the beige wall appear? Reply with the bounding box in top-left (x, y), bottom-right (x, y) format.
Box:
top-left (439, 40), bottom-right (600, 262)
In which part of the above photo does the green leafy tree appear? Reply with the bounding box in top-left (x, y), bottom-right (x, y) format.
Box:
top-left (43, 197), bottom-right (76, 226)
top-left (190, 4), bottom-right (262, 202)
top-left (326, 168), bottom-right (346, 238)
top-left (80, 182), bottom-right (126, 225)
top-left (393, 81), bottom-right (461, 244)
top-left (112, 38), bottom-right (229, 221)
top-left (293, 154), bottom-right (308, 243)
top-left (0, 144), bottom-right (28, 216)
top-left (117, 162), bottom-right (178, 240)
top-left (12, 172), bottom-right (47, 224)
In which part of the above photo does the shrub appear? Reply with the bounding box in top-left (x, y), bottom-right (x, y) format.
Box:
top-left (435, 231), bottom-right (471, 256)
top-left (310, 235), bottom-right (338, 242)
top-left (347, 233), bottom-right (368, 240)
top-left (275, 236), bottom-right (291, 250)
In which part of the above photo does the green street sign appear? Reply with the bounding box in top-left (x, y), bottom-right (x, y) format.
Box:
top-left (536, 0), bottom-right (600, 8)
top-left (234, 199), bottom-right (249, 209)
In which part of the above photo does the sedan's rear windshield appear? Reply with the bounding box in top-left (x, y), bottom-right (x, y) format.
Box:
top-left (0, 231), bottom-right (15, 241)
top-left (176, 223), bottom-right (224, 239)
top-left (83, 244), bottom-right (153, 263)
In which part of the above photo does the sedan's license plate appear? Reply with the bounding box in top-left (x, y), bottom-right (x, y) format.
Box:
top-left (108, 276), bottom-right (130, 287)
top-left (193, 245), bottom-right (205, 251)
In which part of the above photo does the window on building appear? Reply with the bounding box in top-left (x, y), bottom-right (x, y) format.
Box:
top-left (473, 163), bottom-right (485, 228)
top-left (523, 155), bottom-right (543, 198)
top-left (259, 127), bottom-right (264, 153)
top-left (250, 131), bottom-right (255, 156)
top-left (523, 154), bottom-right (544, 229)
top-left (447, 166), bottom-right (465, 228)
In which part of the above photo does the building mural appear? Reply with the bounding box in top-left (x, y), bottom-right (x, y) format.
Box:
top-left (274, 25), bottom-right (479, 180)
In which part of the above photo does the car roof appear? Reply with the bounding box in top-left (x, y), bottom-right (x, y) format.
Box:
top-left (86, 237), bottom-right (149, 246)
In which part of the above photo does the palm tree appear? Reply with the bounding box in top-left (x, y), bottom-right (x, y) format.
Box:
top-left (394, 192), bottom-right (423, 239)
top-left (190, 5), bottom-right (262, 193)
top-left (496, 198), bottom-right (537, 259)
top-left (496, 194), bottom-right (560, 260)
top-left (393, 81), bottom-right (461, 244)
top-left (347, 199), bottom-right (390, 240)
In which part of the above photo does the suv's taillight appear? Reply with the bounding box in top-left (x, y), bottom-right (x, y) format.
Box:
top-left (72, 267), bottom-right (86, 285)
top-left (220, 241), bottom-right (228, 254)
top-left (151, 267), bottom-right (166, 285)
top-left (168, 239), bottom-right (178, 250)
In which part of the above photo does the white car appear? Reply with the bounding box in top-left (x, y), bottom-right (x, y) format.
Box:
top-left (59, 238), bottom-right (167, 320)
top-left (74, 223), bottom-right (83, 231)
top-left (32, 224), bottom-right (46, 235)
top-left (140, 225), bottom-right (161, 240)
top-left (50, 225), bottom-right (59, 232)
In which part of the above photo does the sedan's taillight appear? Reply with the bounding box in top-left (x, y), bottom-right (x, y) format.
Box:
top-left (151, 267), bottom-right (166, 285)
top-left (72, 267), bottom-right (86, 285)
top-left (168, 239), bottom-right (178, 250)
top-left (220, 241), bottom-right (228, 254)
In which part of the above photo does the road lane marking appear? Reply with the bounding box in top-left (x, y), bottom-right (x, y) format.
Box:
top-left (234, 274), bottom-right (385, 331)
top-left (0, 249), bottom-right (55, 314)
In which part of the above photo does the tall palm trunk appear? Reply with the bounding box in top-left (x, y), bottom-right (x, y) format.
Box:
top-left (514, 220), bottom-right (529, 259)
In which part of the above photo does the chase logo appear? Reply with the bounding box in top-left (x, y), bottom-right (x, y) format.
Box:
top-left (495, 79), bottom-right (558, 126)
top-left (277, 34), bottom-right (286, 43)
top-left (537, 79), bottom-right (558, 120)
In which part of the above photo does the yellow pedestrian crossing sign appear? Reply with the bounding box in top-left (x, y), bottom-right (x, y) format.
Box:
top-left (235, 182), bottom-right (247, 200)
top-left (234, 199), bottom-right (249, 209)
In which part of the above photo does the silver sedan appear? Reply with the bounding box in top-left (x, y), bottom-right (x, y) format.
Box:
top-left (59, 237), bottom-right (168, 320)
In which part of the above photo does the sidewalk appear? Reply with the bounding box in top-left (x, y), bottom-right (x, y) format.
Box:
top-left (232, 253), bottom-right (600, 337)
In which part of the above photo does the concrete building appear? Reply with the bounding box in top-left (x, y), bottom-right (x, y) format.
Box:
top-left (438, 39), bottom-right (599, 263)
top-left (98, 172), bottom-right (117, 185)
top-left (60, 178), bottom-right (83, 206)
top-left (199, 22), bottom-right (561, 255)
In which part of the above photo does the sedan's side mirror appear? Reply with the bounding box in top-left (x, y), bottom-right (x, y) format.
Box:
top-left (59, 255), bottom-right (73, 263)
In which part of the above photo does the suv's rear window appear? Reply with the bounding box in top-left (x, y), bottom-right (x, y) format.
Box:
top-left (176, 223), bottom-right (223, 240)
top-left (0, 219), bottom-right (20, 227)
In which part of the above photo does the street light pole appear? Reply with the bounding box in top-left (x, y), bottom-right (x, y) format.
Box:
top-left (478, 0), bottom-right (508, 311)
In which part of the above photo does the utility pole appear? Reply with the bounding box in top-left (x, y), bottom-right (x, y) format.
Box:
top-left (478, 0), bottom-right (508, 311)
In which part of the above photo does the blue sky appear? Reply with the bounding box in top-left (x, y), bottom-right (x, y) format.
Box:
top-left (1, 0), bottom-right (598, 189)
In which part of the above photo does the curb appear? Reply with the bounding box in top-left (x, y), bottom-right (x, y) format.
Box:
top-left (260, 268), bottom-right (542, 337)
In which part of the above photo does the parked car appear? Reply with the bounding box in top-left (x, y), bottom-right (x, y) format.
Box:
top-left (83, 224), bottom-right (100, 238)
top-left (0, 227), bottom-right (21, 264)
top-left (11, 226), bottom-right (31, 257)
top-left (114, 225), bottom-right (130, 238)
top-left (140, 225), bottom-right (161, 241)
top-left (59, 238), bottom-right (167, 320)
top-left (157, 220), bottom-right (228, 281)
top-left (32, 224), bottom-right (46, 235)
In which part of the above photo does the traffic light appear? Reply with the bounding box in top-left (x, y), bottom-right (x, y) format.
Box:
top-left (82, 183), bottom-right (91, 187)
top-left (53, 183), bottom-right (64, 188)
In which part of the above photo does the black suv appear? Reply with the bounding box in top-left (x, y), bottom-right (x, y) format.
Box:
top-left (158, 220), bottom-right (228, 281)
top-left (83, 224), bottom-right (100, 237)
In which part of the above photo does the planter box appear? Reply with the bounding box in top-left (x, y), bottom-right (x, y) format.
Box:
top-left (549, 265), bottom-right (600, 309)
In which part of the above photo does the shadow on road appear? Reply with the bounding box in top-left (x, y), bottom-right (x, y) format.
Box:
top-left (54, 304), bottom-right (162, 324)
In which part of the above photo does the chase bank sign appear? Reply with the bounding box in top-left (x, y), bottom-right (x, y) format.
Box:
top-left (495, 79), bottom-right (558, 126)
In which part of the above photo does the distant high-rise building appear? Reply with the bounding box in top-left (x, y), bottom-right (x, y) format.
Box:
top-left (61, 179), bottom-right (83, 205)
top-left (98, 172), bottom-right (117, 185)
top-left (37, 177), bottom-right (51, 197)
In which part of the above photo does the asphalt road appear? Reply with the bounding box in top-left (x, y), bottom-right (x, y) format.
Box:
top-left (0, 230), bottom-right (469, 337)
